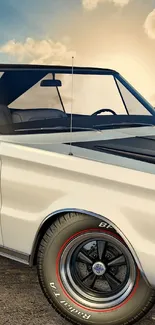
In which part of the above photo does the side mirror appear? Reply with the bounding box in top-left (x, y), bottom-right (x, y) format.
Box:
top-left (40, 79), bottom-right (62, 87)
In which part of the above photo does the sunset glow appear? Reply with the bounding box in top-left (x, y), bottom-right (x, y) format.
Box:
top-left (0, 0), bottom-right (154, 104)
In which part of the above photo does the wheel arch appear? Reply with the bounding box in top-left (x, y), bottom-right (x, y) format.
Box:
top-left (30, 208), bottom-right (148, 285)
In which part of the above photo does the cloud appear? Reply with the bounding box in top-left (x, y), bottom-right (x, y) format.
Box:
top-left (144, 9), bottom-right (155, 40)
top-left (82, 0), bottom-right (130, 10)
top-left (0, 37), bottom-right (76, 64)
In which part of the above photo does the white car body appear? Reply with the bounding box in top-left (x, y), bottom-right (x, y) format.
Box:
top-left (0, 125), bottom-right (155, 287)
top-left (1, 64), bottom-right (155, 325)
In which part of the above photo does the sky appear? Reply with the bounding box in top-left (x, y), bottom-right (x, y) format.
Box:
top-left (0, 0), bottom-right (155, 104)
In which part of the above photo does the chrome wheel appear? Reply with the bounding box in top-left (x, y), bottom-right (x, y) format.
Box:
top-left (60, 231), bottom-right (137, 309)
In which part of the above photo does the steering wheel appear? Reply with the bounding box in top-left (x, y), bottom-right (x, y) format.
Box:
top-left (91, 108), bottom-right (117, 116)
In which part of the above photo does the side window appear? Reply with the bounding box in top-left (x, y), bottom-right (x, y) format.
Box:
top-left (116, 79), bottom-right (152, 116)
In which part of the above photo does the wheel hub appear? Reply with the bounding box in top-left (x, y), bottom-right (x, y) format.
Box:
top-left (92, 261), bottom-right (106, 276)
top-left (60, 232), bottom-right (137, 309)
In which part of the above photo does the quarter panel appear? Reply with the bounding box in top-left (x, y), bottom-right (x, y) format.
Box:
top-left (1, 142), bottom-right (155, 286)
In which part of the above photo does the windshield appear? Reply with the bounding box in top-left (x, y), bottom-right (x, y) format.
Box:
top-left (9, 72), bottom-right (153, 116)
top-left (0, 66), bottom-right (154, 135)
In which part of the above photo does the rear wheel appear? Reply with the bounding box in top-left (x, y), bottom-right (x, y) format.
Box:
top-left (37, 213), bottom-right (155, 325)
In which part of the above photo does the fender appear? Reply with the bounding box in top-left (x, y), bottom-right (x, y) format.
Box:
top-left (1, 143), bottom-right (155, 286)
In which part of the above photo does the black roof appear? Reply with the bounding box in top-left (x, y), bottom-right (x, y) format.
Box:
top-left (0, 63), bottom-right (119, 75)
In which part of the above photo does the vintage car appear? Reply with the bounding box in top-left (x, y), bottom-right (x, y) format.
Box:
top-left (0, 64), bottom-right (155, 325)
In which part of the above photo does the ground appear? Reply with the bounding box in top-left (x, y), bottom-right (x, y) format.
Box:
top-left (0, 257), bottom-right (155, 325)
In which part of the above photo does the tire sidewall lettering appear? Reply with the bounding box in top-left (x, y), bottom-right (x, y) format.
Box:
top-left (98, 221), bottom-right (114, 230)
top-left (50, 282), bottom-right (91, 320)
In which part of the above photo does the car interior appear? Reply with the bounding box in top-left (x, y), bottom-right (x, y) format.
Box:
top-left (0, 66), bottom-right (154, 135)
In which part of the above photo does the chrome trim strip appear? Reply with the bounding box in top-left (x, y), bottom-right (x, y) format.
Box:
top-left (30, 208), bottom-right (150, 286)
top-left (0, 246), bottom-right (30, 265)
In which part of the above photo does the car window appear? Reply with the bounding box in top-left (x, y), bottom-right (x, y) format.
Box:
top-left (9, 73), bottom-right (63, 111)
top-left (9, 73), bottom-right (127, 115)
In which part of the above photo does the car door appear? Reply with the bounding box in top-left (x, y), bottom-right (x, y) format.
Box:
top-left (0, 158), bottom-right (3, 246)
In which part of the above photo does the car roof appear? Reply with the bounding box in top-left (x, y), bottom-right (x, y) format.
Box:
top-left (0, 64), bottom-right (119, 76)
